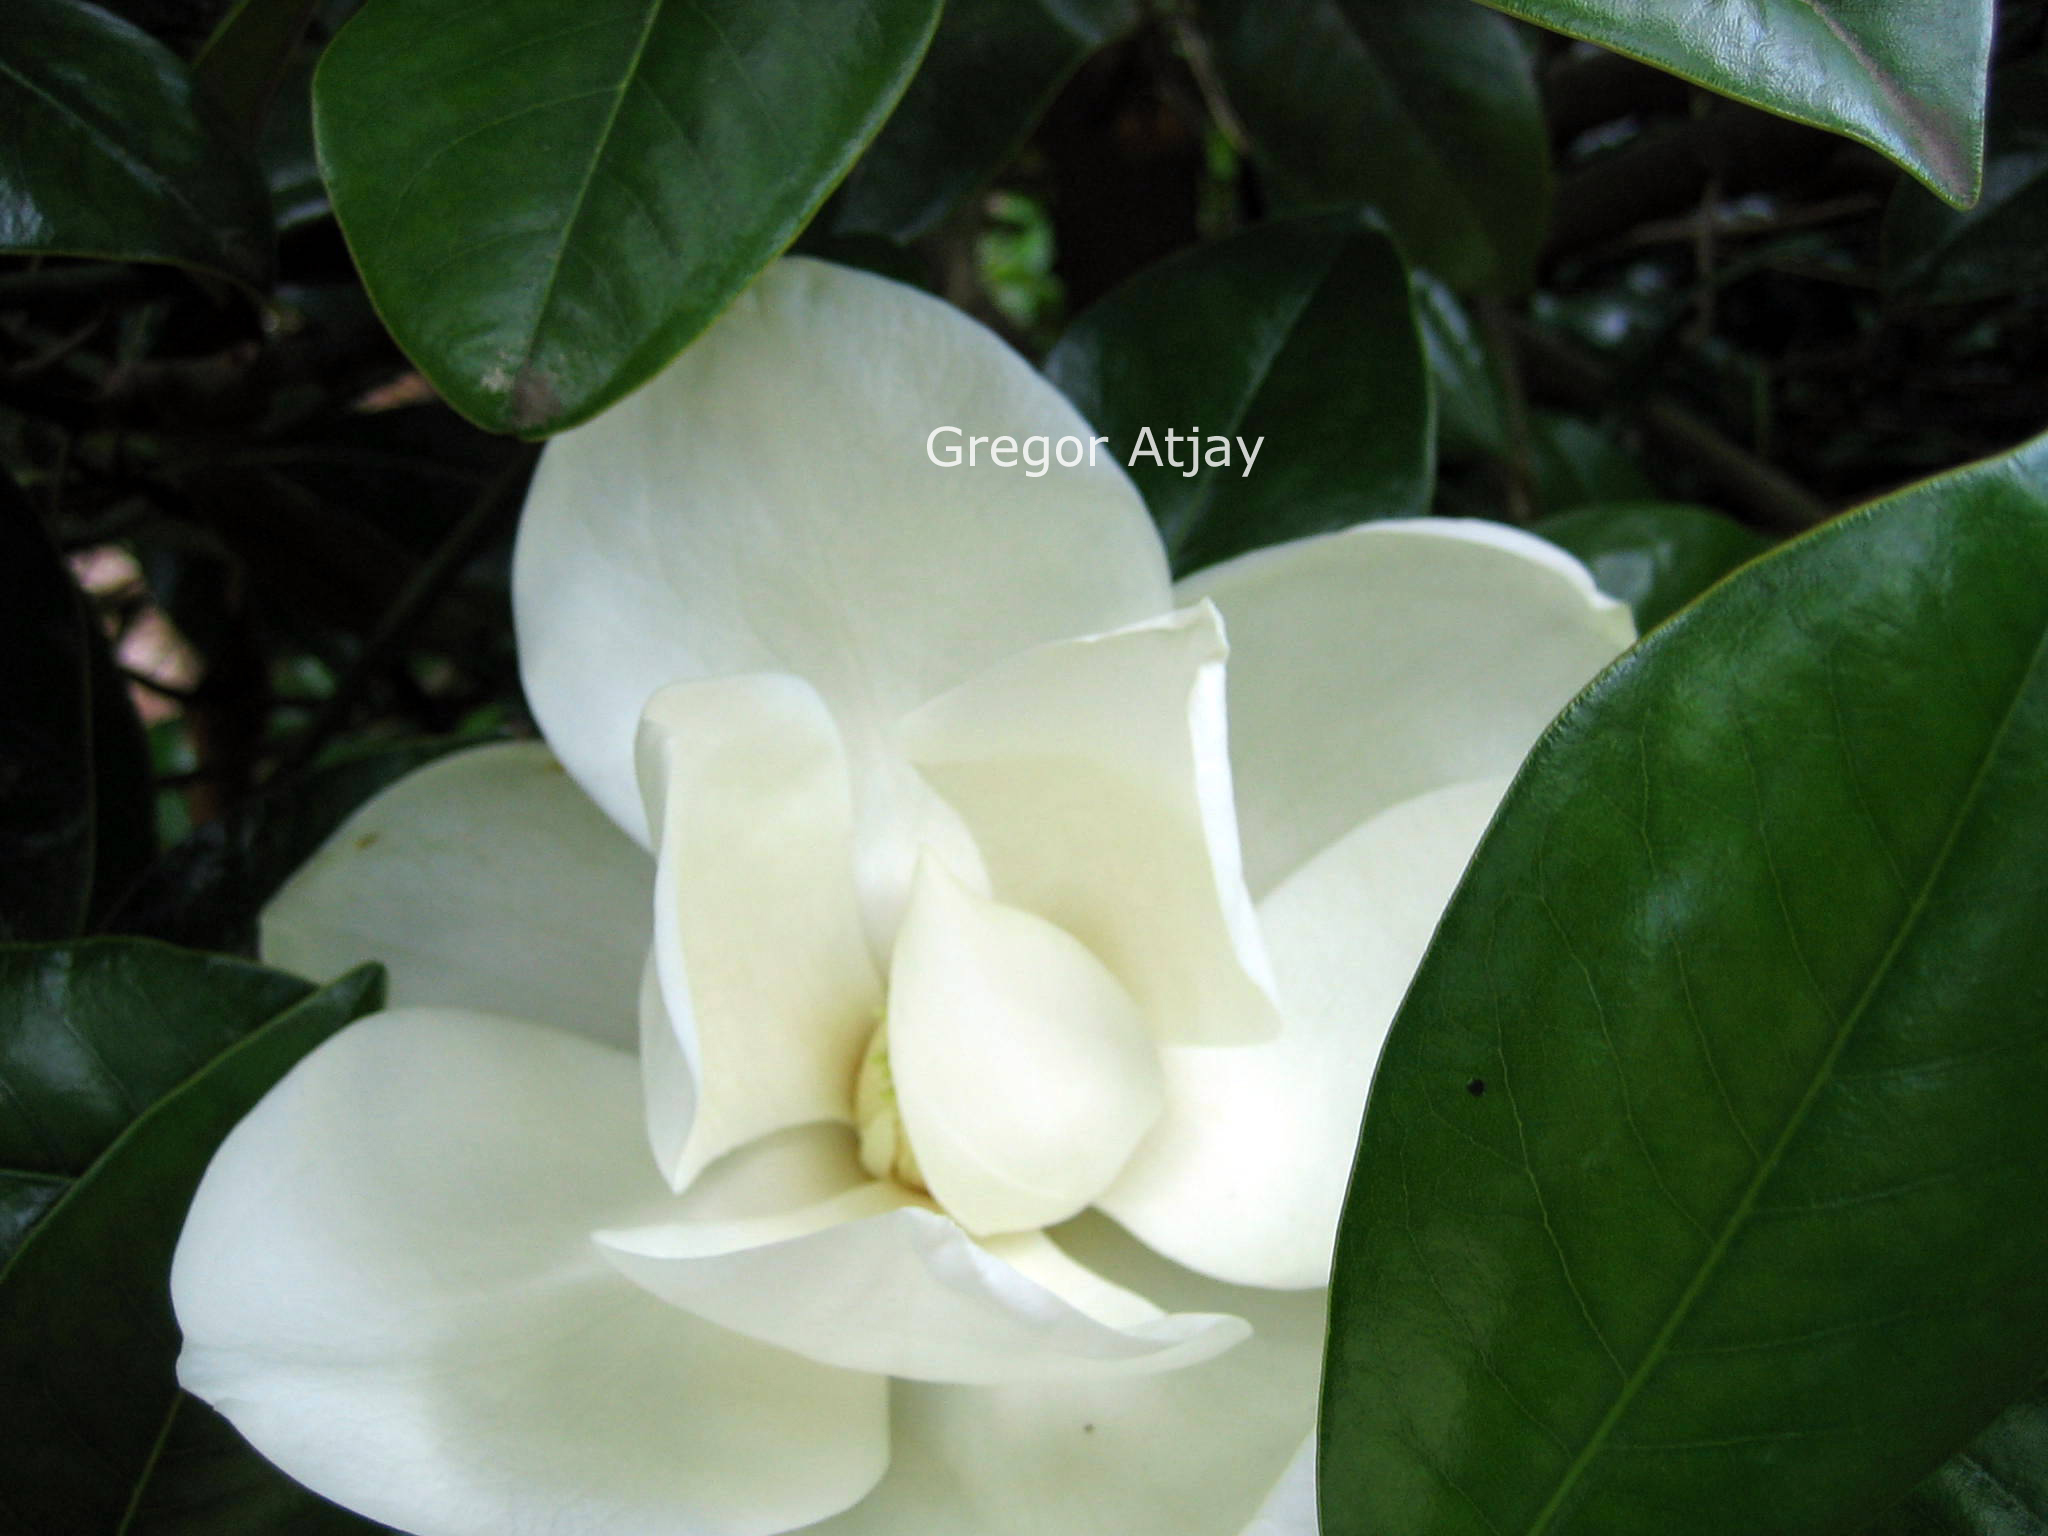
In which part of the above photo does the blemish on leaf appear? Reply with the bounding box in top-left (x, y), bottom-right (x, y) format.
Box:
top-left (507, 366), bottom-right (562, 432)
top-left (354, 832), bottom-right (381, 851)
top-left (1465, 1078), bottom-right (1486, 1097)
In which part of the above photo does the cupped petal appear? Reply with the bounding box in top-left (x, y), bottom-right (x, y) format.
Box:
top-left (887, 857), bottom-right (1164, 1236)
top-left (514, 255), bottom-right (1171, 860)
top-left (1180, 519), bottom-right (1634, 897)
top-left (637, 675), bottom-right (884, 1191)
top-left (172, 1009), bottom-right (886, 1536)
top-left (261, 742), bottom-right (651, 1048)
top-left (800, 1211), bottom-right (1326, 1536)
top-left (899, 603), bottom-right (1280, 1046)
top-left (594, 1192), bottom-right (1246, 1386)
top-left (1100, 776), bottom-right (1507, 1289)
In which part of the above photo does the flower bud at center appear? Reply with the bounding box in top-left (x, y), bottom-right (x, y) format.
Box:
top-left (854, 1014), bottom-right (927, 1193)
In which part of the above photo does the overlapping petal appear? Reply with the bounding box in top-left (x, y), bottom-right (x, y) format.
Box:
top-left (594, 1193), bottom-right (1246, 1385)
top-left (261, 742), bottom-right (652, 1048)
top-left (1181, 519), bottom-right (1634, 896)
top-left (1100, 777), bottom-right (1508, 1288)
top-left (887, 857), bottom-right (1165, 1236)
top-left (800, 1213), bottom-right (1324, 1536)
top-left (171, 1010), bottom-right (887, 1536)
top-left (900, 604), bottom-right (1280, 1046)
top-left (636, 675), bottom-right (884, 1191)
top-left (514, 256), bottom-right (1171, 890)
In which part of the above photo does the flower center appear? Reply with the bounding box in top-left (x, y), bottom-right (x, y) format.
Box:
top-left (853, 1013), bottom-right (927, 1193)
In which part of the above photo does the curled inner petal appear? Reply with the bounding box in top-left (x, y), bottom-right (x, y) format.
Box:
top-left (888, 857), bottom-right (1166, 1238)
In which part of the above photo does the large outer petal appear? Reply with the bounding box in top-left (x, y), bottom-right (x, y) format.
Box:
top-left (515, 256), bottom-right (1171, 877)
top-left (899, 604), bottom-right (1279, 1046)
top-left (261, 742), bottom-right (651, 1048)
top-left (594, 1190), bottom-right (1244, 1385)
top-left (801, 1212), bottom-right (1326, 1536)
top-left (1098, 777), bottom-right (1507, 1290)
top-left (172, 1010), bottom-right (886, 1536)
top-left (1179, 519), bottom-right (1633, 897)
top-left (636, 676), bottom-right (883, 1190)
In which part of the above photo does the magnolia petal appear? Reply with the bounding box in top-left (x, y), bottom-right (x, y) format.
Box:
top-left (637, 676), bottom-right (884, 1191)
top-left (1239, 1439), bottom-right (1317, 1536)
top-left (593, 1191), bottom-right (1246, 1386)
top-left (171, 1010), bottom-right (886, 1536)
top-left (900, 604), bottom-right (1280, 1046)
top-left (888, 857), bottom-right (1164, 1236)
top-left (1180, 519), bottom-right (1633, 897)
top-left (801, 1211), bottom-right (1325, 1536)
top-left (261, 742), bottom-right (650, 1048)
top-left (514, 255), bottom-right (1170, 864)
top-left (1100, 777), bottom-right (1507, 1289)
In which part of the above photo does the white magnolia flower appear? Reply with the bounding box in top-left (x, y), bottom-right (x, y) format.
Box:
top-left (170, 258), bottom-right (1633, 1536)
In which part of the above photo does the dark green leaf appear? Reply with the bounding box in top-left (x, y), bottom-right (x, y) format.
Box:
top-left (0, 0), bottom-right (273, 282)
top-left (835, 0), bottom-right (1136, 241)
top-left (0, 950), bottom-right (383, 1534)
top-left (1865, 1379), bottom-right (2048, 1536)
top-left (0, 474), bottom-right (154, 942)
top-left (1536, 501), bottom-right (1771, 629)
top-left (314, 0), bottom-right (943, 435)
top-left (1474, 0), bottom-right (1992, 207)
top-left (1046, 214), bottom-right (1431, 575)
top-left (1201, 0), bottom-right (1550, 292)
top-left (0, 940), bottom-right (312, 1256)
top-left (1885, 59), bottom-right (2048, 302)
top-left (1415, 271), bottom-right (1512, 461)
top-left (1322, 430), bottom-right (2048, 1536)
top-left (1528, 411), bottom-right (1656, 514)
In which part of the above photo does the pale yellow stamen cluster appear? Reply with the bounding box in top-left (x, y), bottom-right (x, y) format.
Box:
top-left (853, 1013), bottom-right (927, 1193)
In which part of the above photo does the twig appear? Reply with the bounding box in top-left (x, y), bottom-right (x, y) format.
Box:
top-left (1509, 317), bottom-right (1831, 532)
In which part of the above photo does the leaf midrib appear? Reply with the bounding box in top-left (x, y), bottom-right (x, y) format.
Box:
top-left (1519, 612), bottom-right (2048, 1536)
top-left (0, 53), bottom-right (224, 250)
top-left (505, 0), bottom-right (671, 387)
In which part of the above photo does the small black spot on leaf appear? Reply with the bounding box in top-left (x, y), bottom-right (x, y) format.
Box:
top-left (1465, 1078), bottom-right (1486, 1097)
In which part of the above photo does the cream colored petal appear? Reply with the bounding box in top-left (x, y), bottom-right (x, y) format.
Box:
top-left (514, 257), bottom-right (1170, 891)
top-left (635, 675), bottom-right (884, 1192)
top-left (593, 1191), bottom-right (1244, 1386)
top-left (900, 603), bottom-right (1279, 1046)
top-left (261, 742), bottom-right (650, 1048)
top-left (886, 858), bottom-right (1164, 1236)
top-left (1180, 518), bottom-right (1633, 896)
top-left (802, 1212), bottom-right (1325, 1536)
top-left (171, 1010), bottom-right (886, 1536)
top-left (1100, 777), bottom-right (1508, 1289)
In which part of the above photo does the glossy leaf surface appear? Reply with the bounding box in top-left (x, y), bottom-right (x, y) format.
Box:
top-left (835, 0), bottom-right (1135, 241)
top-left (0, 941), bottom-right (313, 1260)
top-left (0, 948), bottom-right (383, 1533)
top-left (1323, 431), bottom-right (2048, 1535)
top-left (1415, 272), bottom-right (1512, 461)
top-left (1202, 0), bottom-right (1550, 292)
top-left (1536, 501), bottom-right (1770, 629)
top-left (1046, 214), bottom-right (1431, 575)
top-left (0, 0), bottom-right (272, 281)
top-left (314, 0), bottom-right (942, 435)
top-left (1474, 0), bottom-right (1992, 207)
